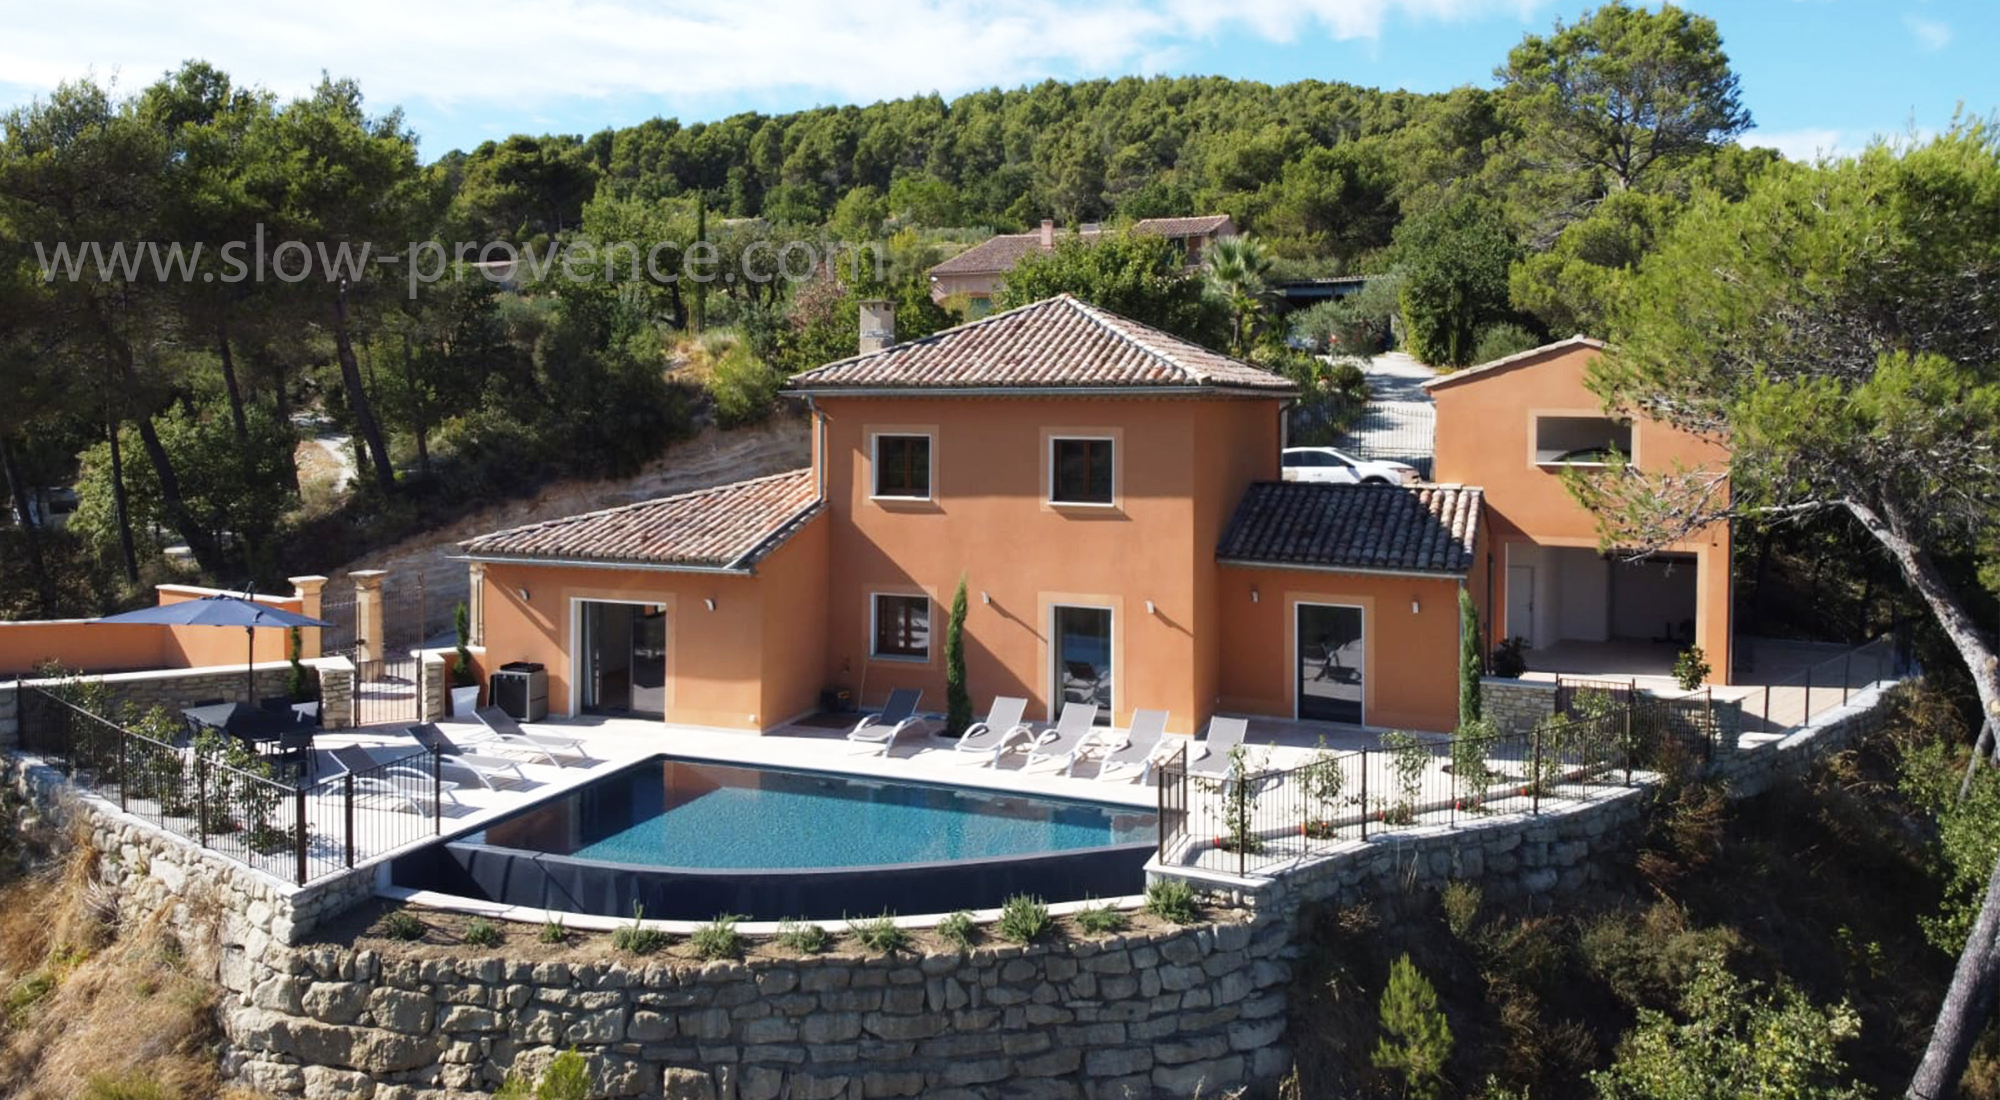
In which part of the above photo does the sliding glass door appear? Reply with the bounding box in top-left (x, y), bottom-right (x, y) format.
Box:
top-left (1297, 603), bottom-right (1364, 724)
top-left (1052, 605), bottom-right (1112, 725)
top-left (579, 601), bottom-right (667, 719)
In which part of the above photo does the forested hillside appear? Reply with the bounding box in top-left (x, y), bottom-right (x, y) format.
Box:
top-left (0, 2), bottom-right (1773, 617)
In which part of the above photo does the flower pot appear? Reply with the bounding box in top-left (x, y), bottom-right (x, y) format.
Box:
top-left (450, 684), bottom-right (481, 717)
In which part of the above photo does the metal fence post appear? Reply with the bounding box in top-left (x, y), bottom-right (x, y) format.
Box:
top-left (294, 785), bottom-right (309, 884)
top-left (1622, 693), bottom-right (1635, 786)
top-left (118, 726), bottom-right (128, 813)
top-left (1359, 749), bottom-right (1369, 840)
top-left (1843, 652), bottom-right (1853, 705)
top-left (1532, 721), bottom-right (1543, 815)
top-left (432, 744), bottom-right (443, 834)
top-left (196, 754), bottom-right (208, 847)
top-left (344, 773), bottom-right (357, 868)
top-left (1803, 662), bottom-right (1814, 726)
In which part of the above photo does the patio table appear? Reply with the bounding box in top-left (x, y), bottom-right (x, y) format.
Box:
top-left (182, 702), bottom-right (309, 745)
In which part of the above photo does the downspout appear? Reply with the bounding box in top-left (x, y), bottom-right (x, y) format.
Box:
top-left (808, 396), bottom-right (828, 502)
top-left (1485, 551), bottom-right (1496, 671)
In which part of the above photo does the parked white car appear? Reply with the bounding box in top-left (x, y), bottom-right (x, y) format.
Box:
top-left (1280, 447), bottom-right (1420, 486)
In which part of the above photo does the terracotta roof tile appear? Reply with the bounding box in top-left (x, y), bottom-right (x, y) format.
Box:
top-left (1217, 482), bottom-right (1483, 576)
top-left (788, 294), bottom-right (1294, 394)
top-left (461, 469), bottom-right (820, 572)
top-left (1130, 214), bottom-right (1235, 237)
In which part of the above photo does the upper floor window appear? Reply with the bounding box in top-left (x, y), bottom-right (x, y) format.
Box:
top-left (872, 434), bottom-right (932, 499)
top-left (872, 594), bottom-right (931, 660)
top-left (1051, 437), bottom-right (1115, 505)
top-left (1535, 416), bottom-right (1632, 466)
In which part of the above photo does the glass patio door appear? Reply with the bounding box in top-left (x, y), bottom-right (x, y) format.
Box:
top-left (1053, 606), bottom-right (1112, 724)
top-left (1297, 603), bottom-right (1365, 724)
top-left (580, 602), bottom-right (667, 719)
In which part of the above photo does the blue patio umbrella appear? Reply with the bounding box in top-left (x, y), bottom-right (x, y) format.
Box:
top-left (93, 594), bottom-right (333, 700)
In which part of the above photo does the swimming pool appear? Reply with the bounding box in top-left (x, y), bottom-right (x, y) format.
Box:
top-left (392, 756), bottom-right (1159, 920)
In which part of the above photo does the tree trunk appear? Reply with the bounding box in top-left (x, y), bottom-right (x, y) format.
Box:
top-left (0, 434), bottom-right (57, 617)
top-left (330, 281), bottom-right (396, 495)
top-left (216, 318), bottom-right (248, 442)
top-left (400, 334), bottom-right (430, 479)
top-left (132, 413), bottom-right (225, 575)
top-left (105, 417), bottom-right (138, 584)
top-left (1959, 719), bottom-right (1994, 803)
top-left (1851, 499), bottom-right (2000, 1100)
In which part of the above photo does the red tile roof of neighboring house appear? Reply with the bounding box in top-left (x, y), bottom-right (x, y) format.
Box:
top-left (1130, 214), bottom-right (1235, 237)
top-left (1420, 335), bottom-right (1606, 392)
top-left (927, 215), bottom-right (1232, 276)
top-left (788, 294), bottom-right (1295, 395)
top-left (460, 468), bottom-right (820, 572)
top-left (1217, 482), bottom-right (1483, 576)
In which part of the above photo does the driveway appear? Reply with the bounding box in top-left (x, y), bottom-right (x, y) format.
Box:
top-left (1336, 351), bottom-right (1440, 476)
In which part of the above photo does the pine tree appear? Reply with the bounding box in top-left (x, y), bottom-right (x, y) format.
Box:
top-left (1373, 953), bottom-right (1453, 1100)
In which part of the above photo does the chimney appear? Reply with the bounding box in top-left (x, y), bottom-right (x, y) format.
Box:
top-left (858, 299), bottom-right (896, 354)
top-left (1040, 218), bottom-right (1055, 248)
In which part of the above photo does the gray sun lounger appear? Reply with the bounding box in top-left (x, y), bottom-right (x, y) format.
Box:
top-left (953, 696), bottom-right (1032, 765)
top-left (472, 707), bottom-right (590, 765)
top-left (404, 723), bottom-right (530, 788)
top-left (1025, 702), bottom-right (1101, 775)
top-left (328, 745), bottom-right (462, 812)
top-left (847, 689), bottom-right (929, 754)
top-left (1185, 717), bottom-right (1250, 779)
top-left (1097, 709), bottom-right (1171, 783)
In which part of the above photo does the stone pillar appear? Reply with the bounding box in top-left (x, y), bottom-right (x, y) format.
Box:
top-left (288, 575), bottom-right (328, 660)
top-left (316, 657), bottom-right (356, 730)
top-left (419, 652), bottom-right (448, 722)
top-left (351, 571), bottom-right (387, 682)
top-left (466, 562), bottom-right (487, 648)
top-left (0, 682), bottom-right (17, 747)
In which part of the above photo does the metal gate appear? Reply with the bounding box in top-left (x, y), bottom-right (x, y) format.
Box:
top-left (351, 653), bottom-right (419, 727)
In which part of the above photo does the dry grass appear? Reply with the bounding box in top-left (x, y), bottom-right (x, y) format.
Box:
top-left (0, 832), bottom-right (237, 1100)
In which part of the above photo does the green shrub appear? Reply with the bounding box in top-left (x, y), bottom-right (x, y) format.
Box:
top-left (690, 914), bottom-right (743, 960)
top-left (1380, 731), bottom-right (1431, 824)
top-left (462, 917), bottom-right (502, 948)
top-left (1302, 736), bottom-right (1349, 835)
top-left (1451, 718), bottom-right (1498, 806)
top-left (452, 601), bottom-right (477, 687)
top-left (708, 340), bottom-right (784, 427)
top-left (79, 1072), bottom-right (177, 1100)
top-left (1441, 882), bottom-right (1482, 940)
top-left (539, 916), bottom-right (568, 944)
top-left (1472, 322), bottom-right (1542, 365)
top-left (935, 910), bottom-right (976, 950)
top-left (4, 970), bottom-right (57, 1027)
top-left (610, 904), bottom-right (668, 955)
top-left (1490, 636), bottom-right (1529, 678)
top-left (1075, 900), bottom-right (1129, 936)
top-left (536, 1049), bottom-right (592, 1100)
top-left (380, 908), bottom-right (425, 942)
top-left (1144, 879), bottom-right (1200, 924)
top-left (775, 918), bottom-right (829, 955)
top-left (1373, 953), bottom-right (1454, 1100)
top-left (847, 913), bottom-right (910, 954)
top-left (1579, 903), bottom-right (1742, 1011)
top-left (994, 895), bottom-right (1053, 944)
top-left (1673, 646), bottom-right (1711, 691)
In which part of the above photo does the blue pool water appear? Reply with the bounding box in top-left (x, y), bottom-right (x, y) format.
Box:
top-left (470, 757), bottom-right (1156, 871)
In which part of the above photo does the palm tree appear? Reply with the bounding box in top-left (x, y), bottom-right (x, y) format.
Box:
top-left (1205, 235), bottom-right (1276, 356)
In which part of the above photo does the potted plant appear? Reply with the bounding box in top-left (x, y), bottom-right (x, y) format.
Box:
top-left (450, 601), bottom-right (480, 716)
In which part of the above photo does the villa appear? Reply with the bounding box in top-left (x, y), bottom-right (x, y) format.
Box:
top-left (927, 215), bottom-right (1239, 313)
top-left (461, 294), bottom-right (1738, 744)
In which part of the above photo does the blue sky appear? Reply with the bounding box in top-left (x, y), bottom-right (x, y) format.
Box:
top-left (2, 1), bottom-right (1992, 162)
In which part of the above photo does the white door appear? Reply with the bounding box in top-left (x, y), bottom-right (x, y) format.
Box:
top-left (1506, 566), bottom-right (1536, 647)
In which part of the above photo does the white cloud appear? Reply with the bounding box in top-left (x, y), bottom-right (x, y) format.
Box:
top-left (1905, 13), bottom-right (1952, 51)
top-left (0, 0), bottom-right (1536, 119)
top-left (1740, 127), bottom-right (1849, 162)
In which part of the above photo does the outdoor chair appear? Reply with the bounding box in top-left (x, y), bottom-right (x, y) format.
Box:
top-left (404, 723), bottom-right (530, 789)
top-left (1024, 702), bottom-right (1102, 775)
top-left (471, 707), bottom-right (590, 765)
top-left (1185, 717), bottom-right (1250, 780)
top-left (272, 728), bottom-right (316, 780)
top-left (952, 696), bottom-right (1032, 766)
top-left (258, 696), bottom-right (293, 714)
top-left (327, 745), bottom-right (462, 813)
top-left (1096, 709), bottom-right (1171, 783)
top-left (846, 689), bottom-right (928, 755)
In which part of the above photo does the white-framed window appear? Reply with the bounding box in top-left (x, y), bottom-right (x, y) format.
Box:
top-left (1049, 436), bottom-right (1115, 506)
top-left (871, 433), bottom-right (933, 500)
top-left (1534, 415), bottom-right (1633, 466)
top-left (871, 593), bottom-right (931, 661)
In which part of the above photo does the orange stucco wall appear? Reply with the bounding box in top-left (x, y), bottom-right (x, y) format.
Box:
top-left (0, 587), bottom-right (308, 676)
top-left (1429, 343), bottom-right (1733, 682)
top-left (1214, 567), bottom-right (1471, 734)
top-left (478, 513), bottom-right (828, 732)
top-left (815, 393), bottom-right (1281, 735)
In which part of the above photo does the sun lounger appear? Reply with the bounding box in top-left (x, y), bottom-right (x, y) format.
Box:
top-left (1096, 709), bottom-right (1171, 783)
top-left (404, 723), bottom-right (530, 788)
top-left (953, 696), bottom-right (1032, 765)
top-left (472, 707), bottom-right (590, 765)
top-left (847, 689), bottom-right (928, 754)
top-left (328, 746), bottom-right (462, 813)
top-left (1025, 703), bottom-right (1101, 775)
top-left (1185, 717), bottom-right (1250, 779)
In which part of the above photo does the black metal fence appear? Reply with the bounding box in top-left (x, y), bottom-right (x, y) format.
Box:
top-left (1157, 693), bottom-right (1719, 878)
top-left (18, 687), bottom-right (444, 885)
top-left (1739, 634), bottom-right (1909, 736)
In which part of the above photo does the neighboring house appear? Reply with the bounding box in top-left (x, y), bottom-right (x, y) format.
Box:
top-left (927, 215), bottom-right (1238, 314)
top-left (1424, 336), bottom-right (1733, 685)
top-left (464, 293), bottom-right (1487, 737)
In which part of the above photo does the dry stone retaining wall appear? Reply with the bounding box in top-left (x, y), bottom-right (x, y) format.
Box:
top-left (1482, 677), bottom-right (1556, 735)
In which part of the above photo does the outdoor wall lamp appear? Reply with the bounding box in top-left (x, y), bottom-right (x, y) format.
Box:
top-left (1250, 587), bottom-right (1260, 604)
top-left (703, 598), bottom-right (717, 612)
top-left (1411, 598), bottom-right (1421, 614)
top-left (981, 591), bottom-right (991, 605)
top-left (1145, 600), bottom-right (1157, 615)
top-left (515, 587), bottom-right (530, 602)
